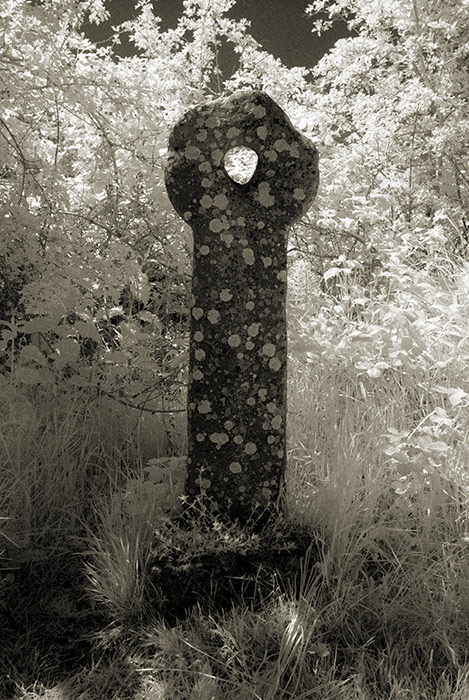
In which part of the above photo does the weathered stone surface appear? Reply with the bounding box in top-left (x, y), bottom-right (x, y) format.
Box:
top-left (165, 90), bottom-right (319, 521)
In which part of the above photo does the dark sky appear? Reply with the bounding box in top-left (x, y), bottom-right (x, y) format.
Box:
top-left (84, 0), bottom-right (352, 74)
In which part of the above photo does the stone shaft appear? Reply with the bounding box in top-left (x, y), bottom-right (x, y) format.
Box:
top-left (165, 90), bottom-right (318, 520)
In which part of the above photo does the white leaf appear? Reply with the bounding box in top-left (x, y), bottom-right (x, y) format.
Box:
top-left (15, 367), bottom-right (54, 385)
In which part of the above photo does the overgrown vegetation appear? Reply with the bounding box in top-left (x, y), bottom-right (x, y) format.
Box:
top-left (1, 0), bottom-right (468, 697)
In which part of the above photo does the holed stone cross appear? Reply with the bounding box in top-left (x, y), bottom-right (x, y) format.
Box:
top-left (165, 90), bottom-right (319, 521)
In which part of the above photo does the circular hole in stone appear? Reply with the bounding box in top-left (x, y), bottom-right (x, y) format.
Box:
top-left (224, 146), bottom-right (258, 185)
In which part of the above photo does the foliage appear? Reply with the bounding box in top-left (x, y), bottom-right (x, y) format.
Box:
top-left (1, 0), bottom-right (192, 411)
top-left (3, 0), bottom-right (467, 422)
top-left (1, 0), bottom-right (469, 695)
top-left (303, 0), bottom-right (468, 268)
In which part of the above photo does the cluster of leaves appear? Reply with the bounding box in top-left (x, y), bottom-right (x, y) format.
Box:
top-left (287, 0), bottom-right (469, 501)
top-left (0, 0), bottom-right (320, 416)
top-left (301, 0), bottom-right (469, 268)
top-left (0, 0), bottom-right (241, 411)
top-left (1, 0), bottom-right (469, 503)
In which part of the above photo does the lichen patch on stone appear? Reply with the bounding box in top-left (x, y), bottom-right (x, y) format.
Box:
top-left (273, 138), bottom-right (290, 152)
top-left (255, 182), bottom-right (275, 207)
top-left (262, 343), bottom-right (276, 357)
top-left (209, 432), bottom-right (229, 448)
top-left (200, 194), bottom-right (213, 208)
top-left (185, 144), bottom-right (201, 159)
top-left (209, 218), bottom-right (223, 232)
top-left (271, 415), bottom-right (282, 430)
top-left (293, 188), bottom-right (306, 200)
top-left (242, 248), bottom-right (255, 265)
top-left (228, 334), bottom-right (241, 347)
top-left (269, 357), bottom-right (282, 371)
top-left (213, 193), bottom-right (229, 209)
top-left (219, 289), bottom-right (233, 302)
top-left (198, 400), bottom-right (212, 414)
top-left (207, 309), bottom-right (220, 324)
top-left (221, 232), bottom-right (234, 246)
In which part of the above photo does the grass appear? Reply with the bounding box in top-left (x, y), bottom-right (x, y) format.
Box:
top-left (2, 264), bottom-right (469, 699)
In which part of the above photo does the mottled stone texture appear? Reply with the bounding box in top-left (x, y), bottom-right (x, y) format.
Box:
top-left (165, 90), bottom-right (319, 521)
